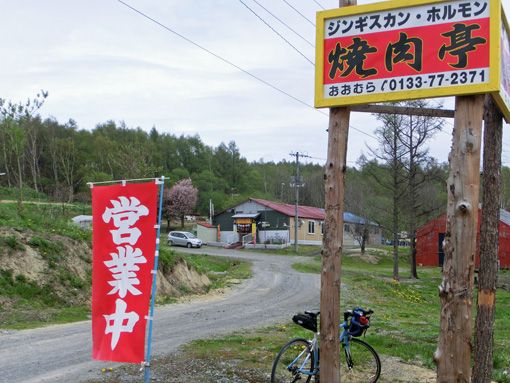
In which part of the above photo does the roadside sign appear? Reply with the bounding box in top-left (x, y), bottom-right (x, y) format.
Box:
top-left (495, 12), bottom-right (510, 121)
top-left (315, 0), bottom-right (510, 121)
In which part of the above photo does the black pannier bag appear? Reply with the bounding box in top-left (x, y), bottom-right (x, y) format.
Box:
top-left (292, 313), bottom-right (317, 332)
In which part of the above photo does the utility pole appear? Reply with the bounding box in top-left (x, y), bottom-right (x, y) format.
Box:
top-left (290, 152), bottom-right (309, 253)
top-left (320, 4), bottom-right (353, 382)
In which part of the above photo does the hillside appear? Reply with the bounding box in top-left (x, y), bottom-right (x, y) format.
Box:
top-left (0, 226), bottom-right (211, 327)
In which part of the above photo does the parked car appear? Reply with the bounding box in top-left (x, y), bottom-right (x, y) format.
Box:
top-left (167, 231), bottom-right (202, 248)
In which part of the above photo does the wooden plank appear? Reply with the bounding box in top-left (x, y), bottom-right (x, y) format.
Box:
top-left (350, 104), bottom-right (455, 118)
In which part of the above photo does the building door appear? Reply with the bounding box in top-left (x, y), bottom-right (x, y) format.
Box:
top-left (438, 233), bottom-right (445, 267)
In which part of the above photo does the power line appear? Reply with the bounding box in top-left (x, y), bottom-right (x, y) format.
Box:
top-left (116, 0), bottom-right (318, 113)
top-left (312, 0), bottom-right (326, 11)
top-left (238, 0), bottom-right (314, 65)
top-left (249, 0), bottom-right (315, 47)
top-left (116, 0), bottom-right (379, 141)
top-left (281, 0), bottom-right (316, 27)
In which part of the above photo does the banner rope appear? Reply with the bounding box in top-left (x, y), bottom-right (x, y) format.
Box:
top-left (87, 177), bottom-right (164, 188)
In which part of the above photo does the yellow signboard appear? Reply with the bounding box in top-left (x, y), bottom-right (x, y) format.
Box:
top-left (315, 0), bottom-right (510, 121)
top-left (495, 10), bottom-right (510, 121)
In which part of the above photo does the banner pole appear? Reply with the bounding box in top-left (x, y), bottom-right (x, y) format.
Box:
top-left (144, 176), bottom-right (165, 383)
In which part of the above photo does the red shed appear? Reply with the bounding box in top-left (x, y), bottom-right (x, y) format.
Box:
top-left (416, 208), bottom-right (510, 268)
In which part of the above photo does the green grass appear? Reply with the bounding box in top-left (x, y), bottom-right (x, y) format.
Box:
top-left (302, 249), bottom-right (510, 381)
top-left (177, 249), bottom-right (510, 383)
top-left (0, 306), bottom-right (92, 330)
top-left (247, 244), bottom-right (322, 256)
top-left (0, 266), bottom-right (92, 329)
top-left (158, 247), bottom-right (252, 293)
top-left (0, 201), bottom-right (92, 241)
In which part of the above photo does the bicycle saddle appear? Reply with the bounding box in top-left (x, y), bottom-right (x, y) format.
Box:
top-left (305, 310), bottom-right (320, 318)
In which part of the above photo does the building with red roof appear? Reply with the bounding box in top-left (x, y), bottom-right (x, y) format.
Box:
top-left (212, 198), bottom-right (381, 248)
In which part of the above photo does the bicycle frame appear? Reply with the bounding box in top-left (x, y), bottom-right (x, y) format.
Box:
top-left (286, 332), bottom-right (319, 378)
top-left (340, 319), bottom-right (354, 367)
top-left (287, 320), bottom-right (352, 378)
top-left (274, 308), bottom-right (378, 383)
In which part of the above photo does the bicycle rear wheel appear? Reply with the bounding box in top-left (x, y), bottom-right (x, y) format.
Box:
top-left (340, 338), bottom-right (381, 383)
top-left (271, 338), bottom-right (315, 383)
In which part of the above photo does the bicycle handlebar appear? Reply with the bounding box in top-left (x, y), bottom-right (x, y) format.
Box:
top-left (300, 308), bottom-right (374, 324)
top-left (343, 308), bottom-right (374, 321)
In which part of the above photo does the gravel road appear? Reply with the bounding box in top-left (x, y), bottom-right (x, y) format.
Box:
top-left (0, 248), bottom-right (320, 383)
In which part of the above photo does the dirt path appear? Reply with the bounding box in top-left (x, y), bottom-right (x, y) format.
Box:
top-left (0, 248), bottom-right (320, 382)
top-left (0, 246), bottom-right (438, 382)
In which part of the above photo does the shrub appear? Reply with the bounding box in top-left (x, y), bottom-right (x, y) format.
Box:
top-left (28, 236), bottom-right (63, 262)
top-left (3, 235), bottom-right (25, 251)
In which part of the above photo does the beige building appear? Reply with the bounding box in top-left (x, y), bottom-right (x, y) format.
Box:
top-left (212, 198), bottom-right (381, 248)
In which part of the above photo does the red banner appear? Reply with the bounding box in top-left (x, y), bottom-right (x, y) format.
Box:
top-left (91, 182), bottom-right (157, 363)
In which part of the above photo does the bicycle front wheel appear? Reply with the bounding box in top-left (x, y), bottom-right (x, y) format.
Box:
top-left (340, 338), bottom-right (381, 383)
top-left (271, 338), bottom-right (315, 383)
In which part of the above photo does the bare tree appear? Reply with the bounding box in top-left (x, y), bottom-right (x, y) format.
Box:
top-left (367, 112), bottom-right (408, 280)
top-left (345, 173), bottom-right (378, 255)
top-left (25, 117), bottom-right (44, 193)
top-left (397, 100), bottom-right (444, 278)
top-left (52, 136), bottom-right (78, 203)
top-left (366, 101), bottom-right (443, 279)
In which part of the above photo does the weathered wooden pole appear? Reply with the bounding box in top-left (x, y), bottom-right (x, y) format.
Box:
top-left (320, 1), bottom-right (354, 381)
top-left (434, 94), bottom-right (484, 382)
top-left (472, 94), bottom-right (503, 383)
top-left (321, 105), bottom-right (350, 383)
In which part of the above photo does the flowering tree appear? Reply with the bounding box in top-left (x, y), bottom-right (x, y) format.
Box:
top-left (163, 178), bottom-right (198, 229)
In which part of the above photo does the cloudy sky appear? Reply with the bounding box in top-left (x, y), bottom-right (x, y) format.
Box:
top-left (2, 0), bottom-right (510, 166)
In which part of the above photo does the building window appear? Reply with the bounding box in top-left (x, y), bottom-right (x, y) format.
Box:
top-left (321, 222), bottom-right (324, 235)
top-left (308, 220), bottom-right (315, 234)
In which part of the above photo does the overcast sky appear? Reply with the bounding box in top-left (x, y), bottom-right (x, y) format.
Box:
top-left (2, 0), bottom-right (510, 166)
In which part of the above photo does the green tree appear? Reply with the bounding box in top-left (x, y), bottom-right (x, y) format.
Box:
top-left (500, 166), bottom-right (510, 210)
top-left (0, 91), bottom-right (48, 209)
top-left (213, 141), bottom-right (249, 194)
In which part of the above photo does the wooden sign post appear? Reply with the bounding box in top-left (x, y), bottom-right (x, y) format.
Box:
top-left (433, 95), bottom-right (484, 381)
top-left (320, 0), bottom-right (355, 379)
top-left (321, 105), bottom-right (351, 382)
top-left (316, 0), bottom-right (509, 381)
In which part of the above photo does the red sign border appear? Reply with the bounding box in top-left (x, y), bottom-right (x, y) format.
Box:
top-left (315, 0), bottom-right (504, 110)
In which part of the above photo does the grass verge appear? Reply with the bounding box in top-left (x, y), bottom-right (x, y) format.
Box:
top-left (167, 248), bottom-right (510, 383)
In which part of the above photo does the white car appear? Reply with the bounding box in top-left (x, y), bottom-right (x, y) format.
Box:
top-left (167, 231), bottom-right (202, 248)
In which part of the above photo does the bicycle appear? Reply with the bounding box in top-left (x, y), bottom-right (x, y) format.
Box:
top-left (271, 308), bottom-right (381, 383)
